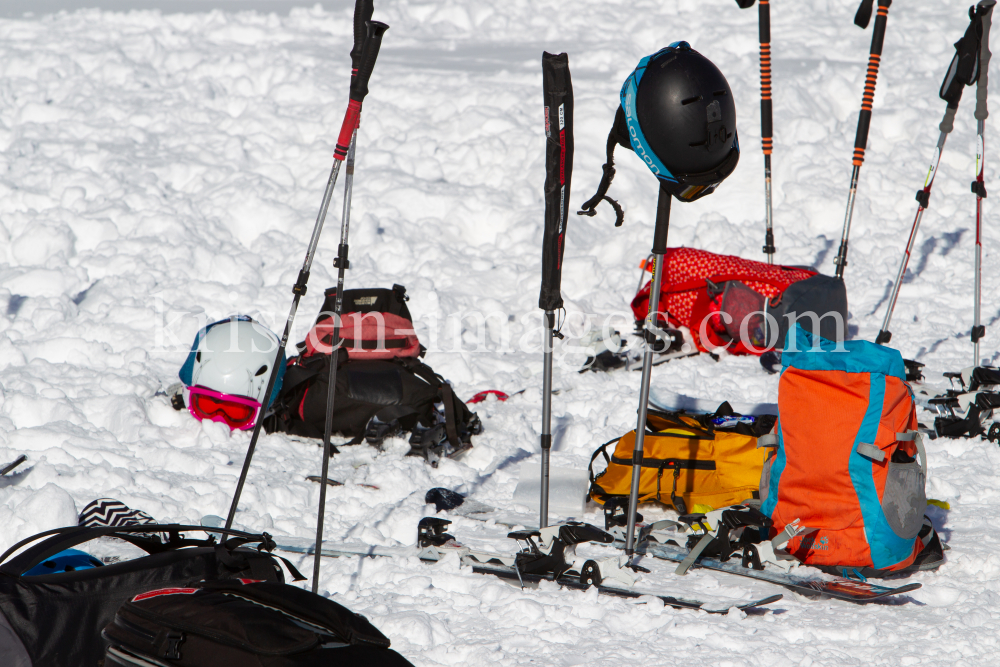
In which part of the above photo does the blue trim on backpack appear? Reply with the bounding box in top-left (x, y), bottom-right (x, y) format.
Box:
top-left (781, 325), bottom-right (906, 381)
top-left (760, 416), bottom-right (786, 520)
top-left (848, 373), bottom-right (915, 569)
top-left (620, 43), bottom-right (688, 184)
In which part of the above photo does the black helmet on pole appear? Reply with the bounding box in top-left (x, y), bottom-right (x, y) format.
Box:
top-left (579, 42), bottom-right (740, 222)
top-left (622, 41), bottom-right (739, 201)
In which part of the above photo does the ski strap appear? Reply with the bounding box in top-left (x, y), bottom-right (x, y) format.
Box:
top-left (675, 531), bottom-right (715, 575)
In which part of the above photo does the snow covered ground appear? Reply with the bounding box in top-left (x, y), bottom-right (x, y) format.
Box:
top-left (1, 0), bottom-right (999, 664)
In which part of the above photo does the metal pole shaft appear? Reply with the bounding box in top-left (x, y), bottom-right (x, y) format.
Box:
top-left (878, 131), bottom-right (948, 344)
top-left (540, 310), bottom-right (555, 529)
top-left (974, 121), bottom-right (985, 366)
top-left (313, 130), bottom-right (358, 593)
top-left (835, 165), bottom-right (861, 279)
top-left (625, 189), bottom-right (671, 558)
top-left (226, 158), bottom-right (343, 531)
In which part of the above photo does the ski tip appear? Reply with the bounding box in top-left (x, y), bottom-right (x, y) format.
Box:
top-left (701, 593), bottom-right (784, 614)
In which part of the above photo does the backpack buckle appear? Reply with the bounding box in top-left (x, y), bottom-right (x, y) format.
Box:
top-left (163, 631), bottom-right (184, 659)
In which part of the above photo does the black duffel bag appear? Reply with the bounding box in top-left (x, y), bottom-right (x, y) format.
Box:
top-left (102, 579), bottom-right (414, 666)
top-left (267, 348), bottom-right (482, 465)
top-left (0, 524), bottom-right (294, 667)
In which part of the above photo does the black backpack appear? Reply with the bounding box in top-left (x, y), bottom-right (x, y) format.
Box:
top-left (267, 349), bottom-right (482, 465)
top-left (102, 579), bottom-right (413, 667)
top-left (0, 524), bottom-right (293, 667)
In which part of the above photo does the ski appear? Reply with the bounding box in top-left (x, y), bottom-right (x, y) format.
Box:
top-left (1, 455), bottom-right (26, 476)
top-left (306, 475), bottom-right (380, 490)
top-left (272, 518), bottom-right (782, 613)
top-left (629, 537), bottom-right (921, 602)
top-left (467, 558), bottom-right (782, 613)
top-left (424, 488), bottom-right (536, 528)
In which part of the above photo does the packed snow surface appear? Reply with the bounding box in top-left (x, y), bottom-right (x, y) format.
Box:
top-left (1, 0), bottom-right (999, 664)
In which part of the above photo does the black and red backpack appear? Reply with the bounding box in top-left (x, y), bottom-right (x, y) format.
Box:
top-left (266, 285), bottom-right (481, 465)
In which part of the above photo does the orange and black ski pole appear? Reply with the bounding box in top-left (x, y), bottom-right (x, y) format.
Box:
top-left (834, 0), bottom-right (891, 280)
top-left (736, 0), bottom-right (775, 262)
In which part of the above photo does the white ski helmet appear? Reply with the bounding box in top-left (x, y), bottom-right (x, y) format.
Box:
top-left (179, 316), bottom-right (285, 407)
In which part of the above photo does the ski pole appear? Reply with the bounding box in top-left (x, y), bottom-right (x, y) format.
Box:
top-left (973, 0), bottom-right (994, 366)
top-left (223, 1), bottom-right (382, 533)
top-left (877, 3), bottom-right (991, 345)
top-left (313, 19), bottom-right (389, 594)
top-left (625, 187), bottom-right (671, 559)
top-left (834, 0), bottom-right (892, 279)
top-left (759, 0), bottom-right (776, 263)
top-left (538, 52), bottom-right (574, 529)
top-left (736, 0), bottom-right (776, 262)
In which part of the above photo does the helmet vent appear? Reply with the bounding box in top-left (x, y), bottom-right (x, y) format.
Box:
top-left (681, 95), bottom-right (703, 105)
top-left (713, 90), bottom-right (728, 97)
top-left (255, 365), bottom-right (268, 376)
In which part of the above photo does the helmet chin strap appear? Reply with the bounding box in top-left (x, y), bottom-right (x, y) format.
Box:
top-left (577, 107), bottom-right (627, 226)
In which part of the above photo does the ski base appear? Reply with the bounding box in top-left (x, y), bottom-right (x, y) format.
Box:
top-left (634, 539), bottom-right (921, 602)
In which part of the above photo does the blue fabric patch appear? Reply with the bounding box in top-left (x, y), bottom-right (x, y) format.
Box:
top-left (781, 324), bottom-right (906, 381)
top-left (760, 416), bottom-right (786, 520)
top-left (847, 373), bottom-right (914, 569)
top-left (619, 43), bottom-right (688, 184)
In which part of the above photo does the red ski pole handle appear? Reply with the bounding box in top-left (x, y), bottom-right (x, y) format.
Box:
top-left (852, 0), bottom-right (891, 167)
top-left (334, 21), bottom-right (389, 161)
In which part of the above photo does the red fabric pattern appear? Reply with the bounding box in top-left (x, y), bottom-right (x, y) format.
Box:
top-left (631, 247), bottom-right (815, 354)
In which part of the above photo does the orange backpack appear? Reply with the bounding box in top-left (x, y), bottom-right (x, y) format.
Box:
top-left (760, 325), bottom-right (939, 574)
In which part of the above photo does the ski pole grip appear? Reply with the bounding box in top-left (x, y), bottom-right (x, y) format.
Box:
top-left (350, 0), bottom-right (375, 75)
top-left (976, 1), bottom-right (994, 121)
top-left (759, 0), bottom-right (773, 153)
top-left (940, 105), bottom-right (959, 134)
top-left (852, 0), bottom-right (891, 166)
top-left (735, 0), bottom-right (755, 8)
top-left (350, 21), bottom-right (389, 103)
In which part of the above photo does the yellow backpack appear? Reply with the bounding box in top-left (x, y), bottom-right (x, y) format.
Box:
top-left (589, 409), bottom-right (771, 514)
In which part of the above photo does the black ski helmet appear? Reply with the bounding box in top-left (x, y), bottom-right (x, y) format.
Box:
top-left (578, 42), bottom-right (740, 223)
top-left (622, 42), bottom-right (739, 201)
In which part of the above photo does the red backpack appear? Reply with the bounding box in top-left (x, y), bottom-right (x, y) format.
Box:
top-left (631, 248), bottom-right (815, 355)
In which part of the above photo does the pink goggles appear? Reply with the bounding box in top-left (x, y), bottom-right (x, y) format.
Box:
top-left (186, 385), bottom-right (261, 431)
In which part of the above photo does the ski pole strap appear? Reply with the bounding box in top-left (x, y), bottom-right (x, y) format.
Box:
top-left (976, 0), bottom-right (995, 121)
top-left (854, 0), bottom-right (874, 29)
top-left (759, 0), bottom-right (773, 155)
top-left (578, 107), bottom-right (627, 226)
